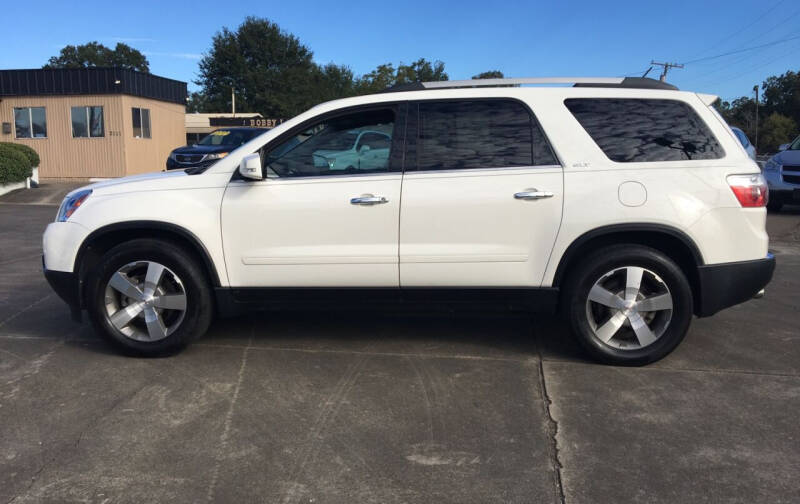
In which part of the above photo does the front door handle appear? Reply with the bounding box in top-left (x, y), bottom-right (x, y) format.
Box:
top-left (351, 195), bottom-right (389, 205)
top-left (514, 189), bottom-right (554, 200)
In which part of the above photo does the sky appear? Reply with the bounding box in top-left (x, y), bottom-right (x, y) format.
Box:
top-left (3, 0), bottom-right (799, 103)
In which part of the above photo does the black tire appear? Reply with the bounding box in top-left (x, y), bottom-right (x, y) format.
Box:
top-left (767, 199), bottom-right (783, 212)
top-left (86, 238), bottom-right (213, 356)
top-left (562, 245), bottom-right (693, 366)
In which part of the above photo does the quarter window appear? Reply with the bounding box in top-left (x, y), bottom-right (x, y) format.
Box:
top-left (416, 100), bottom-right (556, 171)
top-left (132, 107), bottom-right (151, 138)
top-left (14, 107), bottom-right (47, 138)
top-left (71, 106), bottom-right (104, 138)
top-left (564, 98), bottom-right (724, 162)
top-left (266, 108), bottom-right (396, 177)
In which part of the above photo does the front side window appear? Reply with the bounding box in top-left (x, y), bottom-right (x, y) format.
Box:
top-left (71, 106), bottom-right (104, 138)
top-left (14, 107), bottom-right (47, 138)
top-left (565, 98), bottom-right (724, 162)
top-left (416, 100), bottom-right (556, 171)
top-left (132, 107), bottom-right (151, 138)
top-left (265, 108), bottom-right (395, 177)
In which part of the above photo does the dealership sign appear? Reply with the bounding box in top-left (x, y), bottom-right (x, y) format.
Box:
top-left (209, 116), bottom-right (284, 128)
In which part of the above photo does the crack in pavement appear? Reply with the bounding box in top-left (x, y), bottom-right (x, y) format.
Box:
top-left (536, 358), bottom-right (566, 504)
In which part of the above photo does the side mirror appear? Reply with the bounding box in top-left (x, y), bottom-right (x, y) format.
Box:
top-left (779, 144), bottom-right (789, 151)
top-left (359, 144), bottom-right (371, 154)
top-left (238, 153), bottom-right (263, 180)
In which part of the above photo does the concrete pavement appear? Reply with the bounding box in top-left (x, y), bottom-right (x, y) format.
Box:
top-left (0, 196), bottom-right (798, 503)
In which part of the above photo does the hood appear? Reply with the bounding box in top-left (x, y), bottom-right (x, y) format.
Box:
top-left (773, 149), bottom-right (800, 166)
top-left (63, 169), bottom-right (229, 199)
top-left (171, 144), bottom-right (232, 155)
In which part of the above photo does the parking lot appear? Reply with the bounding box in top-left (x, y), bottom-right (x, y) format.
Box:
top-left (1, 189), bottom-right (799, 503)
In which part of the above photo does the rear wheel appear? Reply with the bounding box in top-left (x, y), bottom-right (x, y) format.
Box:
top-left (86, 239), bottom-right (213, 356)
top-left (563, 245), bottom-right (693, 366)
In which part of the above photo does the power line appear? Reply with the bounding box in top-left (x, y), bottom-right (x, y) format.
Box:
top-left (650, 61), bottom-right (684, 81)
top-left (682, 33), bottom-right (800, 65)
top-left (688, 0), bottom-right (788, 59)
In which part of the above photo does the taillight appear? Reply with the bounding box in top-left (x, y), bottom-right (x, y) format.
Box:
top-left (727, 174), bottom-right (768, 207)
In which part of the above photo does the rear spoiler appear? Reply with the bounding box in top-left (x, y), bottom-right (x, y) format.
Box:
top-left (696, 93), bottom-right (719, 106)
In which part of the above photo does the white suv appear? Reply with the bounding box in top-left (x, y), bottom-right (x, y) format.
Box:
top-left (43, 77), bottom-right (775, 365)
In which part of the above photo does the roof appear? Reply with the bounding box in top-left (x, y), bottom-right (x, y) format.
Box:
top-left (383, 76), bottom-right (678, 93)
top-left (0, 67), bottom-right (187, 105)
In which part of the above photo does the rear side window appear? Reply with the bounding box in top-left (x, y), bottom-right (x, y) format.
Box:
top-left (564, 98), bottom-right (724, 162)
top-left (416, 100), bottom-right (556, 171)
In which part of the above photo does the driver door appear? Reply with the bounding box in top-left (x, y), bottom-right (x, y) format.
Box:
top-left (221, 104), bottom-right (405, 287)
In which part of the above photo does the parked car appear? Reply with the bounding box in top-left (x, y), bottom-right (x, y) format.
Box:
top-left (43, 76), bottom-right (774, 365)
top-left (308, 128), bottom-right (392, 173)
top-left (166, 127), bottom-right (265, 170)
top-left (762, 135), bottom-right (800, 211)
top-left (730, 126), bottom-right (756, 160)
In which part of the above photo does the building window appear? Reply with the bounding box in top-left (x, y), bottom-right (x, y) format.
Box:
top-left (132, 108), bottom-right (151, 138)
top-left (14, 107), bottom-right (47, 138)
top-left (71, 106), bottom-right (104, 138)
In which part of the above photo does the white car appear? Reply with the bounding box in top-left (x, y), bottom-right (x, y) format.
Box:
top-left (311, 128), bottom-right (392, 173)
top-left (43, 77), bottom-right (774, 365)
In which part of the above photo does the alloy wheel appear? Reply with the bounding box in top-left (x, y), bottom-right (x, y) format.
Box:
top-left (585, 266), bottom-right (673, 350)
top-left (103, 261), bottom-right (187, 342)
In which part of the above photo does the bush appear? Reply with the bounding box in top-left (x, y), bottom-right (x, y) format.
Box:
top-left (0, 142), bottom-right (40, 167)
top-left (0, 144), bottom-right (32, 184)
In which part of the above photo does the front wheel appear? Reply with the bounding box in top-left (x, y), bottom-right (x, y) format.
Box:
top-left (86, 239), bottom-right (213, 356)
top-left (563, 245), bottom-right (693, 366)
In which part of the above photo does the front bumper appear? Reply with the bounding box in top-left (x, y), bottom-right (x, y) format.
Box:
top-left (696, 254), bottom-right (776, 317)
top-left (43, 260), bottom-right (82, 322)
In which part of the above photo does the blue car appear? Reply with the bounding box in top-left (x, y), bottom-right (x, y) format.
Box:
top-left (167, 128), bottom-right (264, 170)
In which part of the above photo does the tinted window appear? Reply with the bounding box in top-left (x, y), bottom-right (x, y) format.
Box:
top-left (417, 100), bottom-right (556, 170)
top-left (266, 108), bottom-right (395, 177)
top-left (565, 98), bottom-right (724, 162)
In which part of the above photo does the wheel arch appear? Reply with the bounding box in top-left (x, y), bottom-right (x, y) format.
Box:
top-left (74, 221), bottom-right (222, 306)
top-left (551, 224), bottom-right (705, 314)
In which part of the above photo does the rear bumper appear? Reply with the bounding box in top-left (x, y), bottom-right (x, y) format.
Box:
top-left (696, 254), bottom-right (775, 317)
top-left (43, 260), bottom-right (82, 322)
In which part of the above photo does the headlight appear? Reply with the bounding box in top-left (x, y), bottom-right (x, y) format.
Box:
top-left (205, 152), bottom-right (229, 160)
top-left (56, 189), bottom-right (92, 222)
top-left (764, 159), bottom-right (781, 172)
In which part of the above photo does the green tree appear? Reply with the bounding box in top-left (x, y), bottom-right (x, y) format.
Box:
top-left (759, 113), bottom-right (797, 153)
top-left (472, 70), bottom-right (504, 79)
top-left (44, 42), bottom-right (149, 72)
top-left (196, 17), bottom-right (319, 118)
top-left (355, 59), bottom-right (448, 94)
top-left (761, 70), bottom-right (800, 127)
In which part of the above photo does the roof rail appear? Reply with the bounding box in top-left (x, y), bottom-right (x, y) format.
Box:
top-left (382, 76), bottom-right (678, 93)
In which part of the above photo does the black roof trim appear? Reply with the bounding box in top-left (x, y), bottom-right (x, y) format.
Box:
top-left (0, 68), bottom-right (187, 105)
top-left (380, 82), bottom-right (426, 93)
top-left (380, 76), bottom-right (678, 93)
top-left (573, 77), bottom-right (678, 91)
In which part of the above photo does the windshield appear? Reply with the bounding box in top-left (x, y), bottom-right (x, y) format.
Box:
top-left (198, 129), bottom-right (261, 147)
top-left (790, 136), bottom-right (800, 150)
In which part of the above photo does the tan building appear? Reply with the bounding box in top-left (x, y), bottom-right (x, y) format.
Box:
top-left (0, 68), bottom-right (186, 180)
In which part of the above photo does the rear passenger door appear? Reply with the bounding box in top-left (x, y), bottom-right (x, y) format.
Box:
top-left (399, 99), bottom-right (563, 287)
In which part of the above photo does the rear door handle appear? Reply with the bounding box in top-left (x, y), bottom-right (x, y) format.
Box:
top-left (350, 195), bottom-right (388, 205)
top-left (514, 189), bottom-right (554, 200)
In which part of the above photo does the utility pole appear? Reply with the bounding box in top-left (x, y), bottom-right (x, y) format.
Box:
top-left (753, 85), bottom-right (759, 151)
top-left (650, 60), bottom-right (684, 82)
top-left (231, 87), bottom-right (236, 116)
